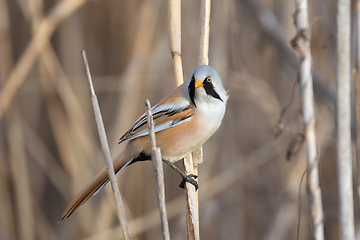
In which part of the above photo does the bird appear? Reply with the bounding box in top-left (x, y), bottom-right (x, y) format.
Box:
top-left (59, 65), bottom-right (228, 221)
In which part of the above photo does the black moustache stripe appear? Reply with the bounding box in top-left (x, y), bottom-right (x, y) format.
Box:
top-left (203, 79), bottom-right (223, 102)
top-left (188, 74), bottom-right (197, 107)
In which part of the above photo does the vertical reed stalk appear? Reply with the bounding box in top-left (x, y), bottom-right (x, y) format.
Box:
top-left (355, 0), bottom-right (360, 205)
top-left (167, 0), bottom-right (201, 239)
top-left (168, 0), bottom-right (183, 86)
top-left (336, 0), bottom-right (355, 239)
top-left (292, 0), bottom-right (324, 239)
top-left (198, 0), bottom-right (211, 66)
top-left (145, 99), bottom-right (171, 240)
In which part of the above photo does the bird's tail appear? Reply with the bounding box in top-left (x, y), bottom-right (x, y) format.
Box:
top-left (58, 151), bottom-right (132, 222)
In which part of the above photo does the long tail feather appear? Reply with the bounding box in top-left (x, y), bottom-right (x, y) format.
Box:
top-left (58, 151), bottom-right (132, 222)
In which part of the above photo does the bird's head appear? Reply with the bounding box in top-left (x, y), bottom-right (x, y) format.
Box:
top-left (185, 65), bottom-right (228, 107)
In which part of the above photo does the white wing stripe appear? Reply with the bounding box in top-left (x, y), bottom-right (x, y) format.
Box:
top-left (128, 103), bottom-right (191, 132)
top-left (120, 115), bottom-right (193, 143)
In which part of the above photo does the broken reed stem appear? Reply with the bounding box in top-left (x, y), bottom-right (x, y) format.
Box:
top-left (336, 0), bottom-right (356, 239)
top-left (167, 0), bottom-right (200, 239)
top-left (0, 0), bottom-right (88, 121)
top-left (145, 99), bottom-right (171, 240)
top-left (81, 50), bottom-right (130, 240)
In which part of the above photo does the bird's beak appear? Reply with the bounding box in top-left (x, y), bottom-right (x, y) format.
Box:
top-left (195, 80), bottom-right (203, 88)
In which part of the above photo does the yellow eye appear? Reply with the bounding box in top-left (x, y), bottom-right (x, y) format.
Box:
top-left (206, 77), bottom-right (212, 83)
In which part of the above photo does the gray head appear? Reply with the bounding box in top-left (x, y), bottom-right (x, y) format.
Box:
top-left (184, 65), bottom-right (228, 107)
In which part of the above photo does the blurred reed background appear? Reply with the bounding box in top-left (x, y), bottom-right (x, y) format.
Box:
top-left (0, 0), bottom-right (354, 239)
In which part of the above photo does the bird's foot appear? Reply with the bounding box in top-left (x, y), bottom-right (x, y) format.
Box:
top-left (179, 174), bottom-right (198, 190)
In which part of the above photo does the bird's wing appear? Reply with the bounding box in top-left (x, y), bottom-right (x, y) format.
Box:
top-left (118, 94), bottom-right (194, 144)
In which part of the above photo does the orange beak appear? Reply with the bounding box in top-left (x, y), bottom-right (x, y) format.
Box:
top-left (195, 80), bottom-right (203, 88)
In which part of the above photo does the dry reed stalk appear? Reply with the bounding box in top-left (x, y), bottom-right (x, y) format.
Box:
top-left (336, 0), bottom-right (355, 239)
top-left (355, 0), bottom-right (360, 205)
top-left (81, 50), bottom-right (130, 240)
top-left (198, 0), bottom-right (211, 67)
top-left (292, 0), bottom-right (324, 239)
top-left (182, 154), bottom-right (199, 240)
top-left (167, 0), bottom-right (200, 239)
top-left (145, 99), bottom-right (171, 240)
top-left (0, 0), bottom-right (89, 121)
top-left (168, 0), bottom-right (183, 86)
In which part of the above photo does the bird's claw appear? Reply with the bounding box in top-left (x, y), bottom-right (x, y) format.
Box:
top-left (179, 174), bottom-right (198, 190)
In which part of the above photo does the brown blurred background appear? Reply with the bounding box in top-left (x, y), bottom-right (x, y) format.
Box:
top-left (0, 0), bottom-right (356, 239)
